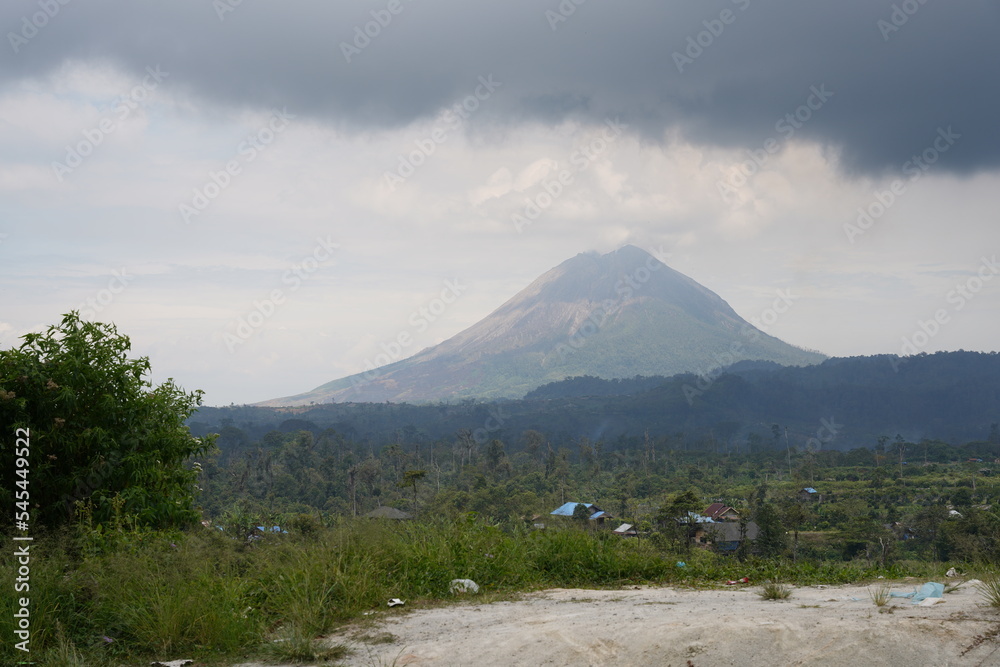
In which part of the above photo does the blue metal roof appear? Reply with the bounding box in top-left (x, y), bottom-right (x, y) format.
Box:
top-left (255, 525), bottom-right (288, 533)
top-left (551, 502), bottom-right (592, 516)
top-left (551, 502), bottom-right (605, 518)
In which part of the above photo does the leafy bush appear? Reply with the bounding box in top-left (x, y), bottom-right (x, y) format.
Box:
top-left (0, 313), bottom-right (214, 530)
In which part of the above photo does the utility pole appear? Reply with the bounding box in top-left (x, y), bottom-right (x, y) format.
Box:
top-left (785, 427), bottom-right (792, 478)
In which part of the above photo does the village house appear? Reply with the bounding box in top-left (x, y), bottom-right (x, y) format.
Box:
top-left (611, 522), bottom-right (638, 537)
top-left (705, 521), bottom-right (760, 553)
top-left (799, 487), bottom-right (821, 502)
top-left (672, 511), bottom-right (718, 546)
top-left (550, 502), bottom-right (612, 526)
top-left (703, 503), bottom-right (740, 521)
top-left (678, 507), bottom-right (759, 552)
top-left (363, 506), bottom-right (413, 520)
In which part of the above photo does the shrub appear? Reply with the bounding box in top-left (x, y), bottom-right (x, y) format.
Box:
top-left (975, 576), bottom-right (1000, 607)
top-left (759, 581), bottom-right (792, 600)
top-left (868, 582), bottom-right (892, 607)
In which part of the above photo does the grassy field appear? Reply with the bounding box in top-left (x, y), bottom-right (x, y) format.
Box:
top-left (1, 516), bottom-right (988, 666)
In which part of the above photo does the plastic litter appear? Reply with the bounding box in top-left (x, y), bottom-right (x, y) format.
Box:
top-left (724, 577), bottom-right (750, 585)
top-left (150, 661), bottom-right (193, 667)
top-left (449, 579), bottom-right (480, 594)
top-left (676, 561), bottom-right (687, 568)
top-left (911, 582), bottom-right (944, 604)
top-left (946, 567), bottom-right (959, 577)
top-left (918, 597), bottom-right (946, 606)
top-left (387, 598), bottom-right (405, 607)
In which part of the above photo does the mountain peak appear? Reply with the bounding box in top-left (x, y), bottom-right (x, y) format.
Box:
top-left (261, 245), bottom-right (825, 406)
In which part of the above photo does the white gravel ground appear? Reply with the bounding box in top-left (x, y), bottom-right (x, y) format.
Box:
top-left (239, 579), bottom-right (1000, 667)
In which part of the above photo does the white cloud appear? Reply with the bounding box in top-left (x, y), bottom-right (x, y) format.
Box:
top-left (2, 60), bottom-right (1000, 403)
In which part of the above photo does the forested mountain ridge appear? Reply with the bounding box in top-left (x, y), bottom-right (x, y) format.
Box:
top-left (194, 351), bottom-right (1000, 452)
top-left (260, 245), bottom-right (824, 406)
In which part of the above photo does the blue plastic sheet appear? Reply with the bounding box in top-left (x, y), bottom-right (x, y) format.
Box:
top-left (911, 582), bottom-right (944, 604)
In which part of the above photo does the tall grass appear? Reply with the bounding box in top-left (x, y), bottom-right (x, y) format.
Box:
top-left (868, 582), bottom-right (893, 606)
top-left (975, 575), bottom-right (1000, 607)
top-left (0, 518), bottom-right (958, 665)
top-left (759, 581), bottom-right (793, 600)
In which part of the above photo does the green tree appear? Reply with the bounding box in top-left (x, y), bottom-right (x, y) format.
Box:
top-left (754, 501), bottom-right (787, 558)
top-left (0, 313), bottom-right (213, 530)
top-left (655, 489), bottom-right (701, 552)
top-left (781, 498), bottom-right (810, 563)
top-left (398, 469), bottom-right (427, 508)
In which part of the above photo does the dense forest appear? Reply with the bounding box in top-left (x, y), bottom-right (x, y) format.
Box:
top-left (192, 351), bottom-right (1000, 451)
top-left (192, 412), bottom-right (1000, 566)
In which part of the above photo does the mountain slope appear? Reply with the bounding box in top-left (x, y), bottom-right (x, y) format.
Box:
top-left (263, 245), bottom-right (825, 405)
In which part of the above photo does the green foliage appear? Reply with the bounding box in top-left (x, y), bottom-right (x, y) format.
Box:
top-left (975, 575), bottom-right (1000, 607)
top-left (654, 489), bottom-right (702, 552)
top-left (937, 508), bottom-right (1000, 562)
top-left (753, 501), bottom-right (787, 558)
top-left (0, 312), bottom-right (213, 530)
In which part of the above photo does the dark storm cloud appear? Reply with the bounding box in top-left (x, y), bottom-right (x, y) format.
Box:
top-left (3, 0), bottom-right (997, 174)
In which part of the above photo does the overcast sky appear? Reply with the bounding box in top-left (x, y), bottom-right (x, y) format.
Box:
top-left (2, 0), bottom-right (998, 405)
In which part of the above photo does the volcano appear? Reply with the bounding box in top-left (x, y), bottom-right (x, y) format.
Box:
top-left (262, 245), bottom-right (824, 405)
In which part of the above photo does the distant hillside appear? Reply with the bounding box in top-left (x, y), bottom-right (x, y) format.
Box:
top-left (194, 351), bottom-right (1000, 451)
top-left (262, 245), bottom-right (824, 405)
